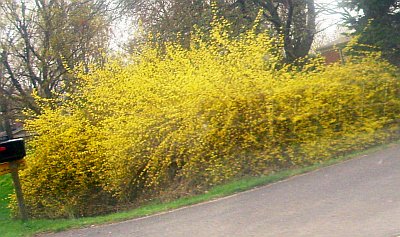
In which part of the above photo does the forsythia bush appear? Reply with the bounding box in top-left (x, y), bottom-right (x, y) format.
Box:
top-left (14, 18), bottom-right (400, 218)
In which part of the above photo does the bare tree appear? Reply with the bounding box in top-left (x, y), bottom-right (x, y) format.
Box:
top-left (120, 0), bottom-right (316, 62)
top-left (0, 0), bottom-right (113, 115)
top-left (252, 0), bottom-right (316, 61)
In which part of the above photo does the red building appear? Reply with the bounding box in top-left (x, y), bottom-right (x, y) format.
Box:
top-left (317, 37), bottom-right (350, 64)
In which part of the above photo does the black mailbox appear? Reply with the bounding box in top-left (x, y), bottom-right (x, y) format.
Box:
top-left (0, 138), bottom-right (26, 163)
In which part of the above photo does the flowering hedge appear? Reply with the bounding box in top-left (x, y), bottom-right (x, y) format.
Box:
top-left (13, 20), bottom-right (400, 218)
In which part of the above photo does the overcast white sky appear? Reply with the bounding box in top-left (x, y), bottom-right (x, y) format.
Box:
top-left (315, 0), bottom-right (346, 35)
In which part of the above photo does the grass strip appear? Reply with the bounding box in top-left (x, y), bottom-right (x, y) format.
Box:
top-left (0, 140), bottom-right (398, 237)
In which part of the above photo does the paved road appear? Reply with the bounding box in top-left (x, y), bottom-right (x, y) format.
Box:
top-left (45, 144), bottom-right (400, 237)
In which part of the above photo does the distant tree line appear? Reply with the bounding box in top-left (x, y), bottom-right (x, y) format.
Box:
top-left (121, 0), bottom-right (316, 63)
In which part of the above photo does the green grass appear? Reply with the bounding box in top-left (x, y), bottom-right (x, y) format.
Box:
top-left (0, 141), bottom-right (398, 237)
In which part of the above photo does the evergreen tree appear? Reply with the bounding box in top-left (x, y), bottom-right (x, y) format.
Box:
top-left (341, 0), bottom-right (400, 65)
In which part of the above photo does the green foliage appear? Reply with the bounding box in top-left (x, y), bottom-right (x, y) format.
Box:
top-left (0, 175), bottom-right (12, 220)
top-left (13, 19), bottom-right (400, 218)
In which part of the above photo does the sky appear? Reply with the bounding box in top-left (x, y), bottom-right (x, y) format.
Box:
top-left (314, 0), bottom-right (347, 35)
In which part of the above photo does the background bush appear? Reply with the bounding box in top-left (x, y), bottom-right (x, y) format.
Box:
top-left (14, 20), bottom-right (400, 218)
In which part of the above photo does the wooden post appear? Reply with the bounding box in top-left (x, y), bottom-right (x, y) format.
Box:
top-left (2, 104), bottom-right (28, 221)
top-left (9, 161), bottom-right (28, 221)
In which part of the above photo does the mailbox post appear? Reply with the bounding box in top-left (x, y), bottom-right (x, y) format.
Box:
top-left (0, 103), bottom-right (28, 220)
top-left (0, 139), bottom-right (28, 221)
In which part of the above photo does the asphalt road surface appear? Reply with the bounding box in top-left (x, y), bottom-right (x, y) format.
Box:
top-left (44, 144), bottom-right (400, 237)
